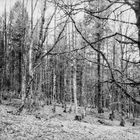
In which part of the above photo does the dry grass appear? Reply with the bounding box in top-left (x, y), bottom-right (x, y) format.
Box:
top-left (0, 102), bottom-right (140, 140)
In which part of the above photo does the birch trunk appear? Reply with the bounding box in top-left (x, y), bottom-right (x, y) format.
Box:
top-left (21, 55), bottom-right (27, 105)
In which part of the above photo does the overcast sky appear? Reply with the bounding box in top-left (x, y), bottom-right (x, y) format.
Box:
top-left (0, 0), bottom-right (42, 21)
top-left (0, 0), bottom-right (18, 15)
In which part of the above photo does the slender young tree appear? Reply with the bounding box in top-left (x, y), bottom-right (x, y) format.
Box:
top-left (3, 0), bottom-right (8, 90)
top-left (96, 0), bottom-right (103, 113)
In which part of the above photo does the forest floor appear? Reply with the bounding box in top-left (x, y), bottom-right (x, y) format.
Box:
top-left (0, 99), bottom-right (140, 140)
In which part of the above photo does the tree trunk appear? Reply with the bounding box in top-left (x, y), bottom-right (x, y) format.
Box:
top-left (96, 0), bottom-right (103, 113)
top-left (4, 1), bottom-right (7, 90)
top-left (21, 61), bottom-right (26, 105)
top-left (134, 0), bottom-right (140, 52)
top-left (18, 46), bottom-right (22, 96)
top-left (97, 37), bottom-right (102, 113)
top-left (28, 0), bottom-right (34, 108)
top-left (53, 68), bottom-right (56, 103)
top-left (29, 40), bottom-right (33, 98)
top-left (73, 60), bottom-right (78, 114)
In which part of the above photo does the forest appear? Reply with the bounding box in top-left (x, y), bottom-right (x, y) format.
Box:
top-left (0, 0), bottom-right (140, 139)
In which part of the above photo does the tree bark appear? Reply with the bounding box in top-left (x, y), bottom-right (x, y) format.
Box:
top-left (97, 34), bottom-right (102, 113)
top-left (134, 1), bottom-right (140, 52)
top-left (4, 1), bottom-right (7, 90)
top-left (73, 59), bottom-right (78, 114)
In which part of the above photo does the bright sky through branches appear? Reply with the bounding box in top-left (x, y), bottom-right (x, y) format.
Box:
top-left (0, 0), bottom-right (137, 46)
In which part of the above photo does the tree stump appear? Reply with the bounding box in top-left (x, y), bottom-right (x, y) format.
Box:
top-left (52, 104), bottom-right (56, 113)
top-left (74, 113), bottom-right (85, 121)
top-left (120, 117), bottom-right (125, 127)
top-left (74, 115), bottom-right (82, 121)
top-left (63, 103), bottom-right (67, 113)
top-left (98, 108), bottom-right (104, 113)
top-left (132, 119), bottom-right (136, 126)
top-left (109, 111), bottom-right (115, 121)
top-left (68, 106), bottom-right (72, 113)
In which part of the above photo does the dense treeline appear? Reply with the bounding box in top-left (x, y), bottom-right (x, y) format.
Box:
top-left (0, 0), bottom-right (140, 122)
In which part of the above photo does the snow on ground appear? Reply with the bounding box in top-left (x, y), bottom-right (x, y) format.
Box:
top-left (0, 104), bottom-right (140, 140)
